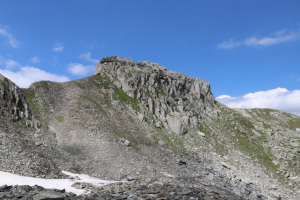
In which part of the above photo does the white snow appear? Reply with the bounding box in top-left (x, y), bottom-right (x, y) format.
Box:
top-left (0, 171), bottom-right (118, 195)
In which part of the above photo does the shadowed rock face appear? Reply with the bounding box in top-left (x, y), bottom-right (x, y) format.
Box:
top-left (0, 75), bottom-right (39, 129)
top-left (95, 56), bottom-right (215, 135)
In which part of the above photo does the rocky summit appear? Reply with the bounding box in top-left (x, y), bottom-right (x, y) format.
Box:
top-left (94, 56), bottom-right (214, 135)
top-left (0, 56), bottom-right (300, 200)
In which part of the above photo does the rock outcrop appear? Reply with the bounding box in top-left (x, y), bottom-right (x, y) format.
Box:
top-left (0, 75), bottom-right (60, 178)
top-left (95, 56), bottom-right (215, 135)
top-left (0, 75), bottom-right (39, 129)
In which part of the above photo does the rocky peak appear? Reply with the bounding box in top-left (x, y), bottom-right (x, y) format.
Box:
top-left (94, 56), bottom-right (215, 135)
top-left (0, 75), bottom-right (39, 129)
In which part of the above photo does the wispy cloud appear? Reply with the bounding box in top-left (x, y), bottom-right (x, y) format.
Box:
top-left (30, 56), bottom-right (40, 63)
top-left (67, 63), bottom-right (94, 76)
top-left (0, 25), bottom-right (21, 48)
top-left (79, 52), bottom-right (99, 63)
top-left (0, 57), bottom-right (20, 69)
top-left (218, 40), bottom-right (241, 49)
top-left (218, 29), bottom-right (300, 49)
top-left (216, 88), bottom-right (300, 115)
top-left (53, 43), bottom-right (64, 52)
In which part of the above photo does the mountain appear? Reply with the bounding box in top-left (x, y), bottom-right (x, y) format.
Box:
top-left (0, 56), bottom-right (299, 199)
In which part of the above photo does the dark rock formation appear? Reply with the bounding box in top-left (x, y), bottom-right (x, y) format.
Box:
top-left (0, 75), bottom-right (39, 129)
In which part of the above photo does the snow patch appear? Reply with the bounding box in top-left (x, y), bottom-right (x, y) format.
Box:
top-left (0, 171), bottom-right (118, 195)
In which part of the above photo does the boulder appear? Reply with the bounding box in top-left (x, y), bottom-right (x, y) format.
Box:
top-left (166, 114), bottom-right (188, 135)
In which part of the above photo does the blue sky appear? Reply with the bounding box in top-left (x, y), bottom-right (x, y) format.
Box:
top-left (0, 1), bottom-right (300, 114)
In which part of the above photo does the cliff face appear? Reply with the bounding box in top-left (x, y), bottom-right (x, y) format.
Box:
top-left (95, 56), bottom-right (215, 135)
top-left (0, 75), bottom-right (39, 129)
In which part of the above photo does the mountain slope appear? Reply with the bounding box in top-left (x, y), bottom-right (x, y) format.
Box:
top-left (0, 75), bottom-right (61, 178)
top-left (0, 56), bottom-right (299, 199)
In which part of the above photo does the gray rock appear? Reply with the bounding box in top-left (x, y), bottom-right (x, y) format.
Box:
top-left (158, 140), bottom-right (166, 148)
top-left (221, 162), bottom-right (231, 169)
top-left (33, 190), bottom-right (65, 200)
top-left (124, 140), bottom-right (131, 147)
top-left (197, 131), bottom-right (206, 137)
top-left (137, 113), bottom-right (145, 122)
top-left (208, 173), bottom-right (214, 180)
top-left (94, 56), bottom-right (215, 135)
top-left (166, 114), bottom-right (188, 135)
top-left (177, 189), bottom-right (193, 195)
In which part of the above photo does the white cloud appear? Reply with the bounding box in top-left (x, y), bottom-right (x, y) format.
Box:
top-left (79, 52), bottom-right (99, 63)
top-left (0, 57), bottom-right (20, 69)
top-left (0, 66), bottom-right (70, 88)
top-left (216, 88), bottom-right (300, 115)
top-left (218, 29), bottom-right (300, 49)
top-left (53, 43), bottom-right (64, 52)
top-left (0, 25), bottom-right (21, 48)
top-left (67, 63), bottom-right (94, 76)
top-left (30, 56), bottom-right (40, 63)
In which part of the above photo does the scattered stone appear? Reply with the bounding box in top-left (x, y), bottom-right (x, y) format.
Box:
top-left (155, 121), bottom-right (162, 128)
top-left (33, 190), bottom-right (65, 200)
top-left (208, 173), bottom-right (214, 180)
top-left (177, 189), bottom-right (193, 195)
top-left (124, 140), bottom-right (131, 147)
top-left (137, 113), bottom-right (145, 122)
top-left (158, 140), bottom-right (166, 148)
top-left (271, 192), bottom-right (281, 199)
top-left (119, 138), bottom-right (131, 147)
top-left (221, 162), bottom-right (231, 169)
top-left (197, 131), bottom-right (206, 137)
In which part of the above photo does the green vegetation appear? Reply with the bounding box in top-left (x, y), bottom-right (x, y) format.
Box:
top-left (209, 108), bottom-right (286, 182)
top-left (287, 119), bottom-right (300, 129)
top-left (235, 115), bottom-right (255, 132)
top-left (198, 122), bottom-right (213, 134)
top-left (76, 74), bottom-right (140, 111)
top-left (233, 130), bottom-right (282, 178)
top-left (113, 86), bottom-right (139, 110)
top-left (55, 115), bottom-right (64, 123)
top-left (152, 125), bottom-right (187, 154)
top-left (158, 90), bottom-right (165, 96)
top-left (21, 88), bottom-right (40, 116)
top-left (92, 74), bottom-right (140, 111)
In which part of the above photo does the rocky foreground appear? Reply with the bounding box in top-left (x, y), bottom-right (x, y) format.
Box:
top-left (0, 180), bottom-right (246, 200)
